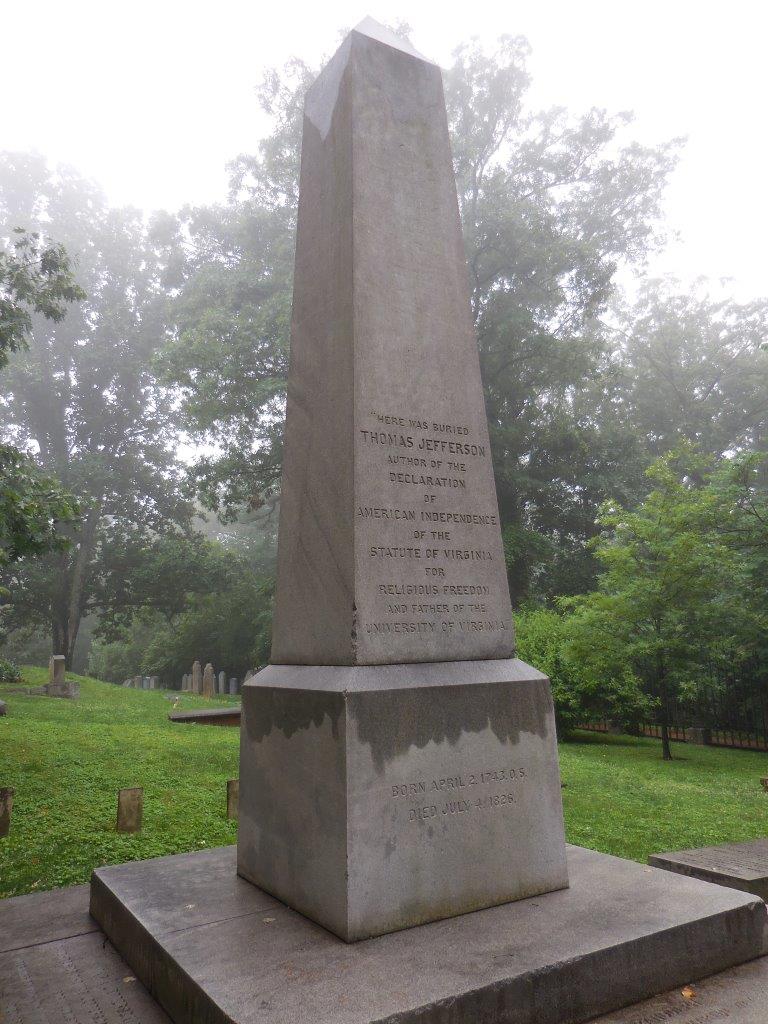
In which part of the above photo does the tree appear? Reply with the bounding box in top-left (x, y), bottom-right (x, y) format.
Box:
top-left (0, 153), bottom-right (192, 665)
top-left (514, 605), bottom-right (650, 735)
top-left (0, 445), bottom-right (78, 567)
top-left (157, 38), bottom-right (679, 601)
top-left (612, 281), bottom-right (768, 464)
top-left (565, 448), bottom-right (759, 759)
top-left (89, 531), bottom-right (276, 685)
top-left (0, 226), bottom-right (83, 570)
top-left (0, 226), bottom-right (85, 368)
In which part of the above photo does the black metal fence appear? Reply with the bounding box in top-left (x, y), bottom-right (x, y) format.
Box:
top-left (579, 671), bottom-right (768, 753)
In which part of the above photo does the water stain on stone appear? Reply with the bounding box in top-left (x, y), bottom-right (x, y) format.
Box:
top-left (350, 680), bottom-right (550, 774)
top-left (245, 689), bottom-right (343, 743)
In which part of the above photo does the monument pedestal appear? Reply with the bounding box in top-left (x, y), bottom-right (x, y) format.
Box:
top-left (90, 844), bottom-right (767, 1024)
top-left (237, 659), bottom-right (568, 941)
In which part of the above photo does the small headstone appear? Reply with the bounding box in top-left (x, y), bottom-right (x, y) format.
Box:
top-left (202, 663), bottom-right (215, 699)
top-left (48, 655), bottom-right (65, 685)
top-left (227, 779), bottom-right (239, 820)
top-left (761, 777), bottom-right (768, 793)
top-left (150, 676), bottom-right (159, 689)
top-left (218, 671), bottom-right (226, 694)
top-left (650, 838), bottom-right (768, 900)
top-left (228, 677), bottom-right (238, 696)
top-left (1, 786), bottom-right (15, 837)
top-left (133, 675), bottom-right (142, 688)
top-left (0, 699), bottom-right (6, 715)
top-left (192, 661), bottom-right (203, 694)
top-left (116, 787), bottom-right (143, 833)
top-left (122, 680), bottom-right (131, 687)
top-left (45, 654), bottom-right (77, 698)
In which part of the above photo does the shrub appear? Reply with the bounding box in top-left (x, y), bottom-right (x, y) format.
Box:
top-left (0, 657), bottom-right (22, 683)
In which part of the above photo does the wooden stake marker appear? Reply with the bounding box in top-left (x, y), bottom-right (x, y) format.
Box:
top-left (227, 779), bottom-right (239, 821)
top-left (117, 787), bottom-right (143, 833)
top-left (0, 787), bottom-right (14, 837)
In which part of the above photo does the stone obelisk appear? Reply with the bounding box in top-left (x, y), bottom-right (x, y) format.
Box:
top-left (238, 18), bottom-right (568, 942)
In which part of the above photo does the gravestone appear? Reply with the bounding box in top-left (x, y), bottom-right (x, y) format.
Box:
top-left (133, 675), bottom-right (142, 688)
top-left (48, 655), bottom-right (65, 686)
top-left (116, 788), bottom-right (143, 833)
top-left (191, 661), bottom-right (203, 694)
top-left (45, 654), bottom-right (78, 698)
top-left (0, 786), bottom-right (13, 837)
top-left (237, 19), bottom-right (567, 943)
top-left (0, 699), bottom-right (6, 715)
top-left (218, 671), bottom-right (227, 694)
top-left (228, 677), bottom-right (238, 696)
top-left (150, 676), bottom-right (159, 689)
top-left (650, 838), bottom-right (768, 900)
top-left (202, 663), bottom-right (215, 699)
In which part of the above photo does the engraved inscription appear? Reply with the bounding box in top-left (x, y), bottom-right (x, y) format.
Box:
top-left (358, 408), bottom-right (511, 643)
top-left (389, 766), bottom-right (528, 824)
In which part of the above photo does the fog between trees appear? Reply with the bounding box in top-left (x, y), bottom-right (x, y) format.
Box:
top-left (1, 36), bottom-right (766, 744)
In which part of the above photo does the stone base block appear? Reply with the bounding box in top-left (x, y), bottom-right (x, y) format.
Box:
top-left (237, 659), bottom-right (568, 941)
top-left (89, 844), bottom-right (767, 1024)
top-left (650, 838), bottom-right (768, 901)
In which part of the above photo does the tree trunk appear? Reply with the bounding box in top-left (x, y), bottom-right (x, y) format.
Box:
top-left (50, 508), bottom-right (100, 668)
top-left (660, 719), bottom-right (672, 761)
top-left (658, 654), bottom-right (673, 761)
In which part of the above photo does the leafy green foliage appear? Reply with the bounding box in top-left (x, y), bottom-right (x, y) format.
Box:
top-left (563, 447), bottom-right (768, 757)
top-left (0, 153), bottom-right (193, 664)
top-left (515, 606), bottom-right (650, 734)
top-left (0, 224), bottom-right (82, 577)
top-left (0, 656), bottom-right (20, 682)
top-left (88, 527), bottom-right (275, 684)
top-left (0, 227), bottom-right (85, 369)
top-left (612, 281), bottom-right (768, 461)
top-left (0, 443), bottom-right (78, 567)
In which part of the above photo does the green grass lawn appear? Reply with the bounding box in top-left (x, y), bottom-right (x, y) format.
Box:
top-left (2, 667), bottom-right (768, 898)
top-left (0, 667), bottom-right (241, 898)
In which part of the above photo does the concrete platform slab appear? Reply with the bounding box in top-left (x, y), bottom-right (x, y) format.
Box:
top-left (90, 844), bottom-right (768, 1024)
top-left (650, 838), bottom-right (768, 901)
top-left (168, 706), bottom-right (241, 726)
top-left (593, 953), bottom-right (768, 1023)
top-left (0, 883), bottom-right (97, 952)
top-left (0, 886), bottom-right (170, 1024)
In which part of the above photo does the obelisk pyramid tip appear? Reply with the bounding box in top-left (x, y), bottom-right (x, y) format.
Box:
top-left (352, 17), bottom-right (435, 64)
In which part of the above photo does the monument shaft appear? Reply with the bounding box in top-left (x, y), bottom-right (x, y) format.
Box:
top-left (239, 21), bottom-right (568, 942)
top-left (271, 22), bottom-right (514, 666)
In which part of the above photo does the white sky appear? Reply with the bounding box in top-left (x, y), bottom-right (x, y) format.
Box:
top-left (3, 0), bottom-right (766, 301)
